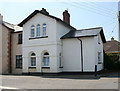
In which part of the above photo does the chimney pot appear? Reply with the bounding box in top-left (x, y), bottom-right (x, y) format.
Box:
top-left (40, 8), bottom-right (49, 15)
top-left (111, 37), bottom-right (114, 41)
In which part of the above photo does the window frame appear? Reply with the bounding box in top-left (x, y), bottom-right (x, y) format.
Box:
top-left (98, 52), bottom-right (102, 64)
top-left (16, 55), bottom-right (22, 69)
top-left (18, 33), bottom-right (22, 44)
top-left (30, 53), bottom-right (36, 67)
top-left (43, 52), bottom-right (50, 67)
top-left (30, 25), bottom-right (35, 38)
top-left (36, 24), bottom-right (40, 37)
top-left (42, 23), bottom-right (47, 36)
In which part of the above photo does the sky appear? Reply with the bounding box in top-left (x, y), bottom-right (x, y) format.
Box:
top-left (0, 0), bottom-right (119, 41)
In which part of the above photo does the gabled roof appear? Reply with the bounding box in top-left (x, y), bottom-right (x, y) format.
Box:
top-left (2, 21), bottom-right (15, 31)
top-left (61, 27), bottom-right (106, 43)
top-left (103, 40), bottom-right (120, 53)
top-left (18, 10), bottom-right (76, 31)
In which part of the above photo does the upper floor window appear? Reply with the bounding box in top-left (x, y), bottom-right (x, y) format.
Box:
top-left (18, 34), bottom-right (22, 44)
top-left (43, 24), bottom-right (46, 36)
top-left (31, 25), bottom-right (35, 37)
top-left (36, 24), bottom-right (40, 37)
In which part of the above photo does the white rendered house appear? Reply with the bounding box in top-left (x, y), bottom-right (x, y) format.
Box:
top-left (17, 8), bottom-right (106, 74)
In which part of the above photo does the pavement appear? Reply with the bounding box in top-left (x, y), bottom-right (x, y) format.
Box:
top-left (0, 71), bottom-right (119, 90)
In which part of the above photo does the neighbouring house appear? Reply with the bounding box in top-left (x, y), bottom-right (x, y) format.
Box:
top-left (0, 8), bottom-right (106, 75)
top-left (0, 13), bottom-right (23, 74)
top-left (103, 37), bottom-right (120, 54)
top-left (103, 37), bottom-right (120, 70)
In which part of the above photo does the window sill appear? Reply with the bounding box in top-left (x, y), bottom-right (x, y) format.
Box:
top-left (59, 66), bottom-right (63, 68)
top-left (42, 67), bottom-right (50, 69)
top-left (29, 36), bottom-right (48, 40)
top-left (17, 43), bottom-right (22, 45)
top-left (16, 67), bottom-right (22, 69)
top-left (29, 67), bottom-right (36, 69)
top-left (98, 62), bottom-right (102, 64)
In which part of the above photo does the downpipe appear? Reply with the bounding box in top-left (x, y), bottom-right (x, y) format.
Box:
top-left (77, 38), bottom-right (83, 72)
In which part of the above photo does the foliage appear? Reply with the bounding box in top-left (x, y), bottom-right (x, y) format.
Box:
top-left (104, 53), bottom-right (120, 70)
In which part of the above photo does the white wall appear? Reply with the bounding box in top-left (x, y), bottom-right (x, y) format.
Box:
top-left (22, 12), bottom-right (104, 73)
top-left (56, 22), bottom-right (71, 72)
top-left (82, 37), bottom-right (96, 72)
top-left (22, 13), bottom-right (59, 73)
top-left (62, 38), bottom-right (81, 71)
top-left (23, 13), bottom-right (57, 46)
top-left (94, 34), bottom-right (104, 71)
top-left (62, 36), bottom-right (102, 72)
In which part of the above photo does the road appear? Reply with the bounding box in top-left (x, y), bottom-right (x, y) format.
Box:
top-left (0, 74), bottom-right (119, 89)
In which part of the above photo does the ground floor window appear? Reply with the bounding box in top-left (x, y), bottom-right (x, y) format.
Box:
top-left (16, 55), bottom-right (22, 68)
top-left (30, 53), bottom-right (36, 67)
top-left (43, 52), bottom-right (49, 67)
top-left (59, 53), bottom-right (62, 67)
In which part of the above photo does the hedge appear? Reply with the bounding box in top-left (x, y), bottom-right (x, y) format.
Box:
top-left (104, 53), bottom-right (120, 70)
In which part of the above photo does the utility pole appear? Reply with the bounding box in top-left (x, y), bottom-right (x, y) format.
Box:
top-left (118, 1), bottom-right (120, 41)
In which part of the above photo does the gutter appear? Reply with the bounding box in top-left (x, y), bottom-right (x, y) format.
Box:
top-left (77, 38), bottom-right (83, 72)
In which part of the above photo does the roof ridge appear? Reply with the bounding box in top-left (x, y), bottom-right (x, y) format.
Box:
top-left (105, 42), bottom-right (119, 52)
top-left (107, 40), bottom-right (119, 43)
top-left (3, 21), bottom-right (15, 26)
top-left (18, 10), bottom-right (76, 30)
top-left (78, 27), bottom-right (103, 31)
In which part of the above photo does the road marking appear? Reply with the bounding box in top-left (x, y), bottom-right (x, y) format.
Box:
top-left (0, 86), bottom-right (19, 89)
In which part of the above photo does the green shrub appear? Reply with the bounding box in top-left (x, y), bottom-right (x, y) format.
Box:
top-left (104, 53), bottom-right (120, 70)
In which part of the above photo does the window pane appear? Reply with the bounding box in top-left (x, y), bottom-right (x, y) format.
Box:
top-left (43, 57), bottom-right (49, 66)
top-left (18, 34), bottom-right (22, 44)
top-left (37, 24), bottom-right (40, 37)
top-left (31, 25), bottom-right (35, 37)
top-left (44, 52), bottom-right (49, 55)
top-left (31, 53), bottom-right (35, 56)
top-left (16, 55), bottom-right (22, 68)
top-left (43, 24), bottom-right (46, 36)
top-left (31, 57), bottom-right (36, 66)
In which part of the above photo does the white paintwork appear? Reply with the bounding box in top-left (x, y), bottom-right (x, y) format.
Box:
top-left (62, 35), bottom-right (104, 72)
top-left (22, 12), bottom-right (104, 73)
top-left (22, 13), bottom-right (71, 73)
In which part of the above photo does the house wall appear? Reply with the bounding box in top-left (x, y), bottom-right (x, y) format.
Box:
top-left (62, 37), bottom-right (98, 72)
top-left (11, 32), bottom-right (22, 74)
top-left (62, 38), bottom-right (81, 72)
top-left (22, 13), bottom-right (59, 73)
top-left (2, 26), bottom-right (9, 74)
top-left (94, 34), bottom-right (104, 71)
top-left (0, 22), bottom-right (2, 74)
top-left (56, 22), bottom-right (71, 72)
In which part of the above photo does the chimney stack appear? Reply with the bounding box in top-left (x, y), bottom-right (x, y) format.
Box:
top-left (40, 8), bottom-right (49, 15)
top-left (63, 10), bottom-right (70, 25)
top-left (111, 37), bottom-right (114, 41)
